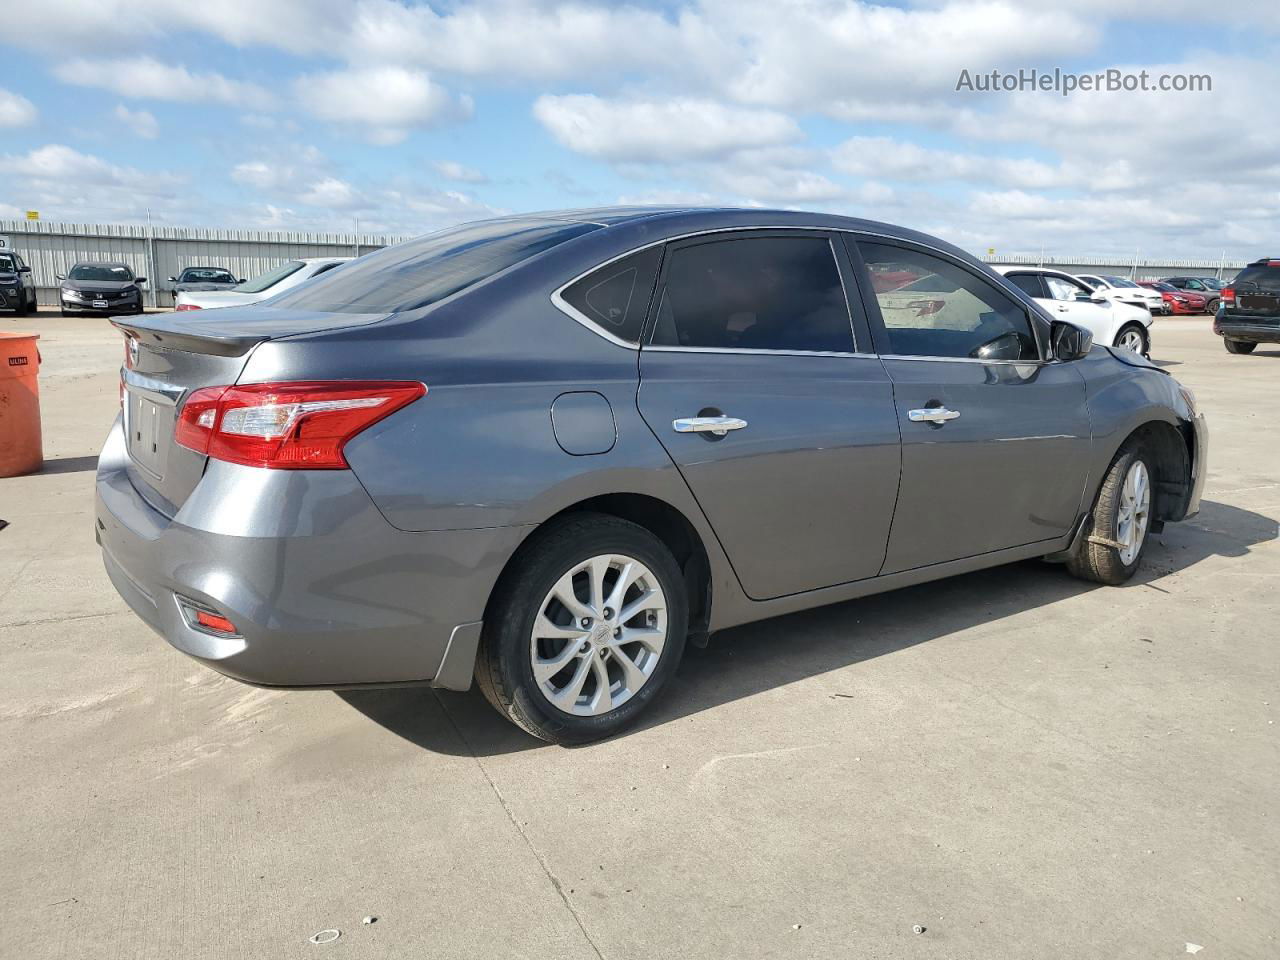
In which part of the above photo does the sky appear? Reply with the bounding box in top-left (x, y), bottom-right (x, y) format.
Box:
top-left (0, 0), bottom-right (1277, 260)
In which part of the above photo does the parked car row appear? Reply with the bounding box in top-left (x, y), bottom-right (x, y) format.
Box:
top-left (1, 256), bottom-right (355, 317)
top-left (98, 207), bottom-right (1209, 744)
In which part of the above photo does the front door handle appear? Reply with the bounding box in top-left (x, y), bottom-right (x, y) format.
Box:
top-left (908, 406), bottom-right (960, 424)
top-left (673, 416), bottom-right (748, 436)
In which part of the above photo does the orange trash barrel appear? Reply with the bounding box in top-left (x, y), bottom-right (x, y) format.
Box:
top-left (0, 332), bottom-right (42, 477)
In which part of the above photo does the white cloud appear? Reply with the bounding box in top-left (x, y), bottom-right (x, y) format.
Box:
top-left (114, 104), bottom-right (158, 139)
top-left (0, 144), bottom-right (189, 223)
top-left (0, 88), bottom-right (37, 127)
top-left (298, 177), bottom-right (365, 210)
top-left (295, 67), bottom-right (471, 145)
top-left (534, 95), bottom-right (801, 162)
top-left (54, 57), bottom-right (271, 107)
top-left (435, 161), bottom-right (488, 184)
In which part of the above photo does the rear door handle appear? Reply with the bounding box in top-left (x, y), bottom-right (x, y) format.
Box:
top-left (673, 416), bottom-right (748, 436)
top-left (908, 406), bottom-right (960, 424)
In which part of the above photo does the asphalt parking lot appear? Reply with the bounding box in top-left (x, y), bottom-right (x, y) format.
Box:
top-left (2, 314), bottom-right (1277, 959)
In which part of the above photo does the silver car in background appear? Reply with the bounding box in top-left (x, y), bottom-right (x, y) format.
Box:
top-left (174, 257), bottom-right (351, 312)
top-left (98, 207), bottom-right (1207, 743)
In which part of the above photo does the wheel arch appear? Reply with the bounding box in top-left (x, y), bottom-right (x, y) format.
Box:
top-left (484, 492), bottom-right (714, 645)
top-left (1116, 419), bottom-right (1194, 524)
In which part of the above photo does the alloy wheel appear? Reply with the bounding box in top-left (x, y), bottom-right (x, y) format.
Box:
top-left (1117, 328), bottom-right (1146, 353)
top-left (1116, 460), bottom-right (1151, 565)
top-left (529, 554), bottom-right (668, 716)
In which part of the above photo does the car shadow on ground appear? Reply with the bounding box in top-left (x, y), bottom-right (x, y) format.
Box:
top-left (338, 498), bottom-right (1277, 757)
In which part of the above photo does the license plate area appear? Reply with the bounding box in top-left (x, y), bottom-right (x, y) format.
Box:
top-left (125, 387), bottom-right (171, 480)
top-left (1239, 294), bottom-right (1280, 314)
top-left (92, 299), bottom-right (109, 308)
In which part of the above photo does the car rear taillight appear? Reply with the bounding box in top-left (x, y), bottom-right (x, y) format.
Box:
top-left (1222, 287), bottom-right (1235, 305)
top-left (175, 303), bottom-right (201, 311)
top-left (174, 380), bottom-right (425, 469)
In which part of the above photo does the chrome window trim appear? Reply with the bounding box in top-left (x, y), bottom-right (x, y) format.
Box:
top-left (877, 354), bottom-right (1051, 367)
top-left (645, 345), bottom-right (879, 359)
top-left (550, 223), bottom-right (1009, 354)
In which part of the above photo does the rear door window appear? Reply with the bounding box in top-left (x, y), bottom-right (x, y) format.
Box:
top-left (1004, 273), bottom-right (1046, 298)
top-left (650, 234), bottom-right (855, 353)
top-left (559, 246), bottom-right (663, 344)
top-left (268, 219), bottom-right (600, 314)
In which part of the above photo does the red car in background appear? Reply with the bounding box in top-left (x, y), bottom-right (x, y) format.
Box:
top-left (1140, 281), bottom-right (1208, 314)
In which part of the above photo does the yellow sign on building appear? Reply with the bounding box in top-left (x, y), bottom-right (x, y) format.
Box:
top-left (25, 211), bottom-right (38, 221)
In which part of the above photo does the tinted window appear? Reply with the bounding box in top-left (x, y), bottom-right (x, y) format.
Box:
top-left (0, 254), bottom-right (16, 272)
top-left (1045, 275), bottom-right (1091, 300)
top-left (1005, 273), bottom-right (1045, 298)
top-left (1233, 264), bottom-right (1280, 293)
top-left (560, 246), bottom-right (662, 344)
top-left (236, 260), bottom-right (305, 293)
top-left (859, 242), bottom-right (1038, 361)
top-left (651, 235), bottom-right (854, 352)
top-left (269, 219), bottom-right (600, 314)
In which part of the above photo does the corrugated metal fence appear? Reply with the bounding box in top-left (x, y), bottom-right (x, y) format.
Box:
top-left (0, 219), bottom-right (1255, 310)
top-left (0, 220), bottom-right (413, 308)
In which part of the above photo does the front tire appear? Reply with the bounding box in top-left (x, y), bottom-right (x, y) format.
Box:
top-left (1067, 443), bottom-right (1154, 586)
top-left (476, 513), bottom-right (689, 744)
top-left (1113, 323), bottom-right (1149, 355)
top-left (1225, 339), bottom-right (1256, 354)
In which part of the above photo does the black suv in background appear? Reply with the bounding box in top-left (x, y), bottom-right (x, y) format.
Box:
top-left (1216, 259), bottom-right (1280, 354)
top-left (0, 250), bottom-right (37, 315)
top-left (1162, 276), bottom-right (1223, 313)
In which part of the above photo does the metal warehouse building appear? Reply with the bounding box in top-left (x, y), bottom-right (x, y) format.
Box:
top-left (0, 218), bottom-right (1251, 312)
top-left (0, 220), bottom-right (412, 309)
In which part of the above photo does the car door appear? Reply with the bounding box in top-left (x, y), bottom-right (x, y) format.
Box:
top-left (1040, 272), bottom-right (1116, 342)
top-left (852, 238), bottom-right (1093, 574)
top-left (636, 231), bottom-right (901, 600)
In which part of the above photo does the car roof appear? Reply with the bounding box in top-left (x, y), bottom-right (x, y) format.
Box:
top-left (989, 265), bottom-right (1077, 278)
top-left (297, 257), bottom-right (354, 264)
top-left (71, 260), bottom-right (131, 268)
top-left (475, 205), bottom-right (988, 272)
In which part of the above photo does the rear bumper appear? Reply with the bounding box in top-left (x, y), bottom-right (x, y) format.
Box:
top-left (1214, 316), bottom-right (1280, 343)
top-left (95, 417), bottom-right (528, 689)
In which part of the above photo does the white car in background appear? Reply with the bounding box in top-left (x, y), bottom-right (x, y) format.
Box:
top-left (1075, 273), bottom-right (1165, 315)
top-left (174, 257), bottom-right (351, 311)
top-left (994, 265), bottom-right (1155, 355)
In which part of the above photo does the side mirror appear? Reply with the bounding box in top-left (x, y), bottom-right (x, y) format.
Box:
top-left (238, 278), bottom-right (246, 284)
top-left (1051, 320), bottom-right (1092, 361)
top-left (167, 276), bottom-right (176, 282)
top-left (135, 276), bottom-right (147, 284)
top-left (56, 274), bottom-right (66, 281)
top-left (1090, 295), bottom-right (1109, 304)
top-left (1074, 293), bottom-right (1093, 302)
top-left (18, 265), bottom-right (31, 273)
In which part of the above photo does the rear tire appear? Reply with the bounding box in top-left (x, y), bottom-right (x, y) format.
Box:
top-left (1205, 297), bottom-right (1219, 314)
top-left (476, 513), bottom-right (689, 745)
top-left (1067, 442), bottom-right (1154, 586)
top-left (1224, 339), bottom-right (1256, 354)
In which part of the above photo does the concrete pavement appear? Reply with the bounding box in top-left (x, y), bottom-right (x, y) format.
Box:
top-left (1, 315), bottom-right (1276, 959)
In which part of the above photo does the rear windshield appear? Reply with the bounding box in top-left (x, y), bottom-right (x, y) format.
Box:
top-left (236, 260), bottom-right (305, 293)
top-left (1233, 265), bottom-right (1280, 294)
top-left (70, 264), bottom-right (133, 281)
top-left (268, 219), bottom-right (600, 314)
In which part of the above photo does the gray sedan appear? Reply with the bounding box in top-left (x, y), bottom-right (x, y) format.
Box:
top-left (168, 266), bottom-right (242, 297)
top-left (97, 207), bottom-right (1207, 743)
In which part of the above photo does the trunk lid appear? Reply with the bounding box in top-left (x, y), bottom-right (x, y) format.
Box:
top-left (113, 305), bottom-right (389, 515)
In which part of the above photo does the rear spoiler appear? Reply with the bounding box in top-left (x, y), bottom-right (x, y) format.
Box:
top-left (109, 306), bottom-right (388, 358)
top-left (111, 316), bottom-right (267, 358)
